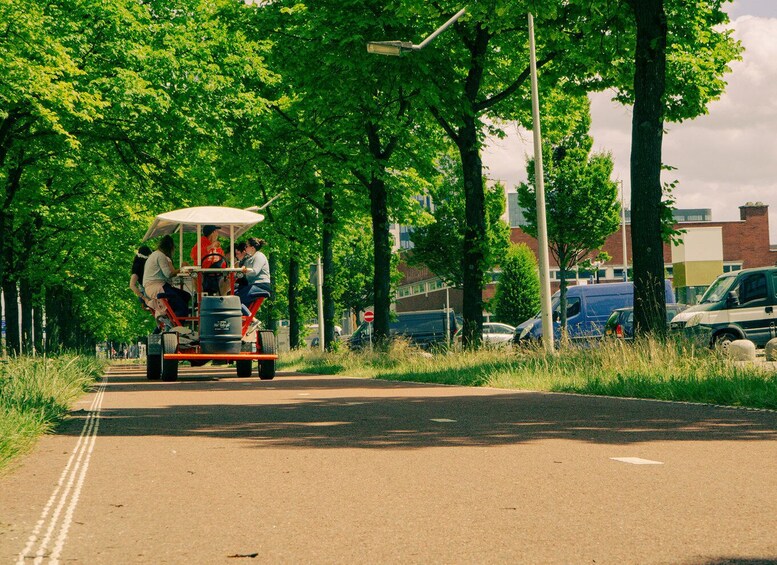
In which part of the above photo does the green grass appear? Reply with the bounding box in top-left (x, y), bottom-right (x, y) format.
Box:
top-left (279, 337), bottom-right (777, 410)
top-left (0, 355), bottom-right (105, 473)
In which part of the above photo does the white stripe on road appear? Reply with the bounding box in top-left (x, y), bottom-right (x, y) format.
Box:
top-left (17, 376), bottom-right (107, 565)
top-left (611, 457), bottom-right (664, 465)
top-left (430, 418), bottom-right (457, 423)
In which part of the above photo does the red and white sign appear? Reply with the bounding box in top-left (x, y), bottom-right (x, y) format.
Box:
top-left (363, 310), bottom-right (374, 323)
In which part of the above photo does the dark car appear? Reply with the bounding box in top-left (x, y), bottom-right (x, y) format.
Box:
top-left (604, 304), bottom-right (688, 339)
top-left (348, 310), bottom-right (459, 350)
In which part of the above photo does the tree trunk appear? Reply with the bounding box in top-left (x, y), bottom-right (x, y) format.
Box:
top-left (33, 291), bottom-right (44, 355)
top-left (45, 286), bottom-right (61, 354)
top-left (2, 280), bottom-right (20, 355)
top-left (458, 117), bottom-right (486, 347)
top-left (288, 255), bottom-right (300, 350)
top-left (558, 250), bottom-right (569, 336)
top-left (322, 189), bottom-right (336, 351)
top-left (629, 0), bottom-right (668, 336)
top-left (19, 278), bottom-right (33, 355)
top-left (264, 252), bottom-right (278, 335)
top-left (369, 175), bottom-right (392, 346)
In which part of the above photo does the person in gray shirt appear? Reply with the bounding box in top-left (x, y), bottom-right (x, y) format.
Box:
top-left (236, 237), bottom-right (272, 311)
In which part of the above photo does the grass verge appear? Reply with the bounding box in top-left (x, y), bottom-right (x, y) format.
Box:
top-left (0, 355), bottom-right (105, 473)
top-left (279, 337), bottom-right (777, 410)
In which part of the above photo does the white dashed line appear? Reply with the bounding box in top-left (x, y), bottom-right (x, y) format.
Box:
top-left (610, 457), bottom-right (664, 465)
top-left (430, 418), bottom-right (457, 423)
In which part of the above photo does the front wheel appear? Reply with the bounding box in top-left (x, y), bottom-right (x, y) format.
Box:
top-left (236, 359), bottom-right (253, 378)
top-left (161, 332), bottom-right (179, 382)
top-left (713, 331), bottom-right (738, 354)
top-left (147, 354), bottom-right (161, 380)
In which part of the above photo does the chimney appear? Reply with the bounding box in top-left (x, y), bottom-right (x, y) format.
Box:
top-left (739, 202), bottom-right (768, 221)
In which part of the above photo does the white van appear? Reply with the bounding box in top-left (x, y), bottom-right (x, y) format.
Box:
top-left (670, 266), bottom-right (777, 348)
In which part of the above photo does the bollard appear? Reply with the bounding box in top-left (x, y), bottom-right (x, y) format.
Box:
top-left (765, 338), bottom-right (777, 362)
top-left (728, 339), bottom-right (756, 361)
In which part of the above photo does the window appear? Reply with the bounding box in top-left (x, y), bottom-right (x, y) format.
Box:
top-left (773, 273), bottom-right (777, 299)
top-left (412, 283), bottom-right (426, 295)
top-left (428, 279), bottom-right (445, 291)
top-left (738, 273), bottom-right (767, 304)
top-left (555, 270), bottom-right (576, 280)
top-left (552, 297), bottom-right (581, 320)
top-left (397, 287), bottom-right (411, 298)
top-left (723, 264), bottom-right (743, 273)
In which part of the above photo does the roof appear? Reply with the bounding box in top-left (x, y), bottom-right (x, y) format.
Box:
top-left (142, 206), bottom-right (265, 241)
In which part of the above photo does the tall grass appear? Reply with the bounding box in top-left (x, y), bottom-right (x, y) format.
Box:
top-left (0, 355), bottom-right (105, 472)
top-left (279, 337), bottom-right (777, 410)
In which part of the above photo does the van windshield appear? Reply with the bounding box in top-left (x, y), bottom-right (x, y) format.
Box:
top-left (699, 274), bottom-right (737, 304)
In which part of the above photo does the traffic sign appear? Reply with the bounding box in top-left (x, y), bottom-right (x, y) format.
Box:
top-left (363, 310), bottom-right (374, 323)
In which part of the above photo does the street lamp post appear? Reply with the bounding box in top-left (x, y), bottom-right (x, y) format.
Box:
top-left (367, 7), bottom-right (554, 350)
top-left (527, 12), bottom-right (554, 351)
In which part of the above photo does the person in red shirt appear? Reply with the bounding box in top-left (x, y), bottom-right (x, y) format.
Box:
top-left (191, 225), bottom-right (226, 295)
top-left (191, 225), bottom-right (225, 267)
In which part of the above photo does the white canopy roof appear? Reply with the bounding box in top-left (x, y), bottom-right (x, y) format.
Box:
top-left (142, 206), bottom-right (265, 241)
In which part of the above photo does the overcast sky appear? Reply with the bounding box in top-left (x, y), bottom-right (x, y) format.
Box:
top-left (482, 0), bottom-right (777, 242)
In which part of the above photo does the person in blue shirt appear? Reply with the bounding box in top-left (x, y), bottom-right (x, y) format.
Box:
top-left (236, 237), bottom-right (272, 312)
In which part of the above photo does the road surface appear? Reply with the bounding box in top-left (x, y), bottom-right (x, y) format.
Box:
top-left (2, 363), bottom-right (777, 564)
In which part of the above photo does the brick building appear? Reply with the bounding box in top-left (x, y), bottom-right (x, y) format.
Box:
top-left (396, 203), bottom-right (777, 314)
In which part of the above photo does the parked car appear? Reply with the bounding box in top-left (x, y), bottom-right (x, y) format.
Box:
top-left (348, 310), bottom-right (458, 350)
top-left (604, 304), bottom-right (688, 340)
top-left (514, 280), bottom-right (677, 344)
top-left (482, 322), bottom-right (516, 346)
top-left (670, 266), bottom-right (777, 350)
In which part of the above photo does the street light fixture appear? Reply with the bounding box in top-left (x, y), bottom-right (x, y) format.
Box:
top-left (366, 41), bottom-right (416, 56)
top-left (366, 8), bottom-right (467, 56)
top-left (366, 7), bottom-right (554, 350)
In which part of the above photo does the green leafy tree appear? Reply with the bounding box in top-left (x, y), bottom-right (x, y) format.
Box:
top-left (410, 152), bottom-right (510, 291)
top-left (518, 113), bottom-right (620, 333)
top-left (334, 225), bottom-right (375, 322)
top-left (491, 243), bottom-right (540, 327)
top-left (613, 0), bottom-right (741, 335)
top-left (252, 0), bottom-right (447, 348)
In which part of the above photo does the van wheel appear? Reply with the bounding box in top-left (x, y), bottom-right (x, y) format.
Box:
top-left (713, 331), bottom-right (738, 354)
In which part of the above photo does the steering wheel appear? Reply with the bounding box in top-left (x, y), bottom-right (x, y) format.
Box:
top-left (201, 252), bottom-right (226, 268)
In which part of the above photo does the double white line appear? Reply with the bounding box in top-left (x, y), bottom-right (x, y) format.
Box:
top-left (17, 376), bottom-right (107, 565)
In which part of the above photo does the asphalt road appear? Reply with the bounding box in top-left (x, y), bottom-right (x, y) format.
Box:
top-left (2, 363), bottom-right (777, 564)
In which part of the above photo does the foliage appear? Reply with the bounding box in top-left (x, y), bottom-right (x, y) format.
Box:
top-left (518, 108), bottom-right (620, 329)
top-left (0, 355), bottom-right (104, 471)
top-left (1, 0), bottom-right (278, 348)
top-left (491, 244), bottom-right (541, 327)
top-left (333, 225), bottom-right (375, 319)
top-left (278, 337), bottom-right (777, 410)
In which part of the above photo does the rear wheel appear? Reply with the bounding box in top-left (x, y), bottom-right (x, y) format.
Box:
top-left (161, 333), bottom-right (179, 382)
top-left (236, 360), bottom-right (253, 378)
top-left (258, 330), bottom-right (276, 380)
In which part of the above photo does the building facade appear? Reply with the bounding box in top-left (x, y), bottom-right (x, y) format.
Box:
top-left (396, 203), bottom-right (777, 313)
